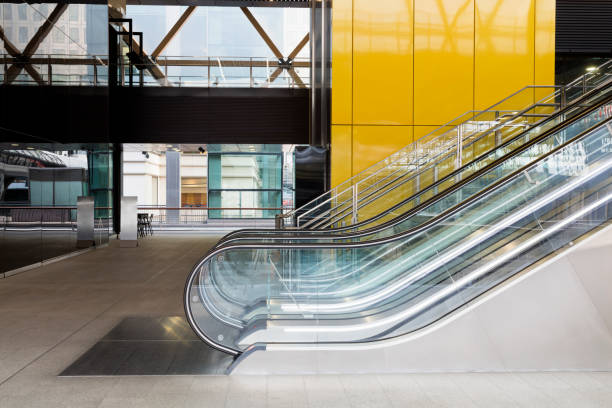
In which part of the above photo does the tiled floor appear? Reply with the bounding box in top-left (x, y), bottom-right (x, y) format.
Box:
top-left (0, 235), bottom-right (611, 407)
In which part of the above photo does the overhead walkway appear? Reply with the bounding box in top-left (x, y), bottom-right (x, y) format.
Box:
top-left (184, 60), bottom-right (612, 371)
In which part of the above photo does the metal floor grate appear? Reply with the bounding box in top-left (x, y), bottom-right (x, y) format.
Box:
top-left (60, 316), bottom-right (234, 376)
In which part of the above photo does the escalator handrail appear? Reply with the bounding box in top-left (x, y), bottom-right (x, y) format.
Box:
top-left (218, 77), bottom-right (612, 243)
top-left (214, 87), bottom-right (612, 246)
top-left (286, 59), bottom-right (611, 225)
top-left (185, 115), bottom-right (612, 355)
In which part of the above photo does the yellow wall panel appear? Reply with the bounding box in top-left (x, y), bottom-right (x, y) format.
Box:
top-left (414, 0), bottom-right (474, 126)
top-left (474, 0), bottom-right (535, 110)
top-left (330, 0), bottom-right (555, 189)
top-left (331, 0), bottom-right (353, 125)
top-left (534, 0), bottom-right (556, 101)
top-left (353, 0), bottom-right (413, 125)
top-left (352, 126), bottom-right (413, 175)
top-left (413, 125), bottom-right (441, 140)
top-left (331, 125), bottom-right (353, 187)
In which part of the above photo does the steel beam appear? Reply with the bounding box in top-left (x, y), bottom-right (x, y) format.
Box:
top-left (0, 57), bottom-right (310, 68)
top-left (240, 7), bottom-right (284, 59)
top-left (287, 33), bottom-right (309, 60)
top-left (151, 6), bottom-right (197, 59)
top-left (2, 4), bottom-right (66, 84)
top-left (22, 4), bottom-right (68, 57)
top-left (121, 26), bottom-right (168, 83)
top-left (0, 27), bottom-right (22, 57)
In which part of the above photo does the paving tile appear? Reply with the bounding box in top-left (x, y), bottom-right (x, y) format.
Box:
top-left (0, 236), bottom-right (611, 408)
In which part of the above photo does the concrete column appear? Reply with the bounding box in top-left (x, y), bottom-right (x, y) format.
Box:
top-left (166, 151), bottom-right (181, 223)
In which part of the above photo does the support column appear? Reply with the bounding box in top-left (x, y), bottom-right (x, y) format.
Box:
top-left (166, 151), bottom-right (181, 223)
top-left (112, 143), bottom-right (123, 234)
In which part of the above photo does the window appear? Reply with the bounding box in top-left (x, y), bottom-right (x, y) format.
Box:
top-left (18, 4), bottom-right (27, 21)
top-left (53, 26), bottom-right (65, 43)
top-left (33, 4), bottom-right (48, 21)
top-left (69, 6), bottom-right (79, 22)
top-left (18, 27), bottom-right (28, 44)
top-left (207, 146), bottom-right (283, 219)
top-left (3, 4), bottom-right (12, 20)
top-left (70, 27), bottom-right (79, 42)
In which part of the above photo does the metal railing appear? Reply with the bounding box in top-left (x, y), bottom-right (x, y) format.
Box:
top-left (0, 206), bottom-right (111, 230)
top-left (282, 58), bottom-right (612, 229)
top-left (137, 206), bottom-right (284, 226)
top-left (1, 54), bottom-right (310, 88)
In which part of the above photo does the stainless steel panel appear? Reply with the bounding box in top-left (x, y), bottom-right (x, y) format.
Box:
top-left (77, 196), bottom-right (94, 248)
top-left (120, 196), bottom-right (138, 246)
top-left (165, 151), bottom-right (180, 224)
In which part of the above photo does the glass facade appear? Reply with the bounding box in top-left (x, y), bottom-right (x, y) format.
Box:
top-left (0, 2), bottom-right (108, 85)
top-left (207, 145), bottom-right (285, 219)
top-left (0, 144), bottom-right (113, 274)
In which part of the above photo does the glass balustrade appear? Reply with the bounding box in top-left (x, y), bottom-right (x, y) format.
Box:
top-left (186, 103), bottom-right (612, 355)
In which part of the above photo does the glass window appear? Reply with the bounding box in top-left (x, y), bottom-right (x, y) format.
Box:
top-left (53, 26), bottom-right (65, 43)
top-left (18, 27), bottom-right (28, 43)
top-left (3, 4), bottom-right (12, 19)
top-left (39, 4), bottom-right (48, 18)
top-left (18, 4), bottom-right (27, 20)
top-left (207, 147), bottom-right (283, 219)
top-left (69, 6), bottom-right (79, 22)
top-left (70, 27), bottom-right (79, 42)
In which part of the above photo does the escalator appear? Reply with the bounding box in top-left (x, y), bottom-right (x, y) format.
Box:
top-left (185, 89), bottom-right (612, 359)
top-left (278, 60), bottom-right (612, 231)
top-left (215, 66), bottom-right (612, 249)
top-left (217, 62), bottom-right (612, 252)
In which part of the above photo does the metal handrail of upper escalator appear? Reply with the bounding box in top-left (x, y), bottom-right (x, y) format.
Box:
top-left (281, 59), bottom-right (612, 230)
top-left (298, 87), bottom-right (577, 230)
top-left (185, 113), bottom-right (612, 355)
top-left (215, 76), bottom-right (612, 247)
top-left (187, 115), bottom-right (612, 354)
top-left (211, 91), bottom-right (612, 249)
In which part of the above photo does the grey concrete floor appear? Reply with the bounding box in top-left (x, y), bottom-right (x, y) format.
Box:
top-left (0, 234), bottom-right (611, 407)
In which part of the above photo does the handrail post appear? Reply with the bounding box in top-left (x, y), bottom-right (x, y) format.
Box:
top-left (275, 213), bottom-right (283, 229)
top-left (456, 123), bottom-right (463, 169)
top-left (47, 55), bottom-right (52, 85)
top-left (560, 86), bottom-right (567, 109)
top-left (582, 74), bottom-right (587, 95)
top-left (494, 110), bottom-right (501, 146)
top-left (351, 183), bottom-right (358, 224)
top-left (93, 58), bottom-right (98, 86)
top-left (208, 57), bottom-right (211, 87)
top-left (249, 57), bottom-right (253, 87)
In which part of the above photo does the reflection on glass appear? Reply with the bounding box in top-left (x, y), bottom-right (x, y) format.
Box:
top-left (0, 144), bottom-right (113, 273)
top-left (208, 147), bottom-right (283, 218)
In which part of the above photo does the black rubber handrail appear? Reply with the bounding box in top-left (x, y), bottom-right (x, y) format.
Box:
top-left (215, 88), bottom-right (612, 246)
top-left (184, 115), bottom-right (612, 355)
top-left (218, 78), bottom-right (612, 244)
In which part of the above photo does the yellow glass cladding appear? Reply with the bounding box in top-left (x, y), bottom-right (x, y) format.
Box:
top-left (331, 0), bottom-right (555, 187)
top-left (474, 0), bottom-right (535, 110)
top-left (352, 126), bottom-right (413, 174)
top-left (414, 0), bottom-right (474, 126)
top-left (331, 0), bottom-right (353, 124)
top-left (353, 0), bottom-right (413, 125)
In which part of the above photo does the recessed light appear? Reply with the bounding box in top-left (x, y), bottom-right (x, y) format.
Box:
top-left (586, 66), bottom-right (597, 72)
top-left (26, 147), bottom-right (34, 150)
top-left (11, 143), bottom-right (19, 146)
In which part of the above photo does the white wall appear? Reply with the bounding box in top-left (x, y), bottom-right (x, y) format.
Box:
top-left (122, 151), bottom-right (165, 205)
